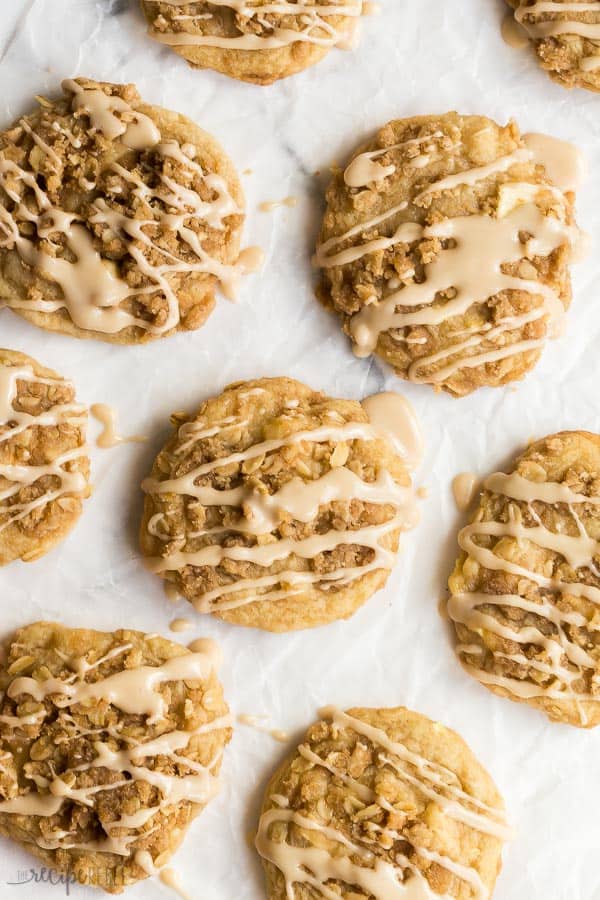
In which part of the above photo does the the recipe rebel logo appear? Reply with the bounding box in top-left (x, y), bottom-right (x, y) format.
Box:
top-left (6, 865), bottom-right (125, 894)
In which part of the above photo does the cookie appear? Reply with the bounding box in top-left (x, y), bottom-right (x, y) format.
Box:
top-left (506, 1), bottom-right (600, 93)
top-left (315, 113), bottom-right (583, 397)
top-left (0, 349), bottom-right (89, 565)
top-left (0, 622), bottom-right (231, 893)
top-left (0, 78), bottom-right (255, 344)
top-left (141, 1), bottom-right (366, 85)
top-left (140, 378), bottom-right (422, 632)
top-left (448, 431), bottom-right (600, 728)
top-left (255, 705), bottom-right (510, 899)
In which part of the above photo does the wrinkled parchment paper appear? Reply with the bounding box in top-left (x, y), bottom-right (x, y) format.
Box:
top-left (0, 1), bottom-right (599, 897)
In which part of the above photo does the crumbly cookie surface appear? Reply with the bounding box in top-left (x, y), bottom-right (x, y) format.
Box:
top-left (448, 431), bottom-right (600, 728)
top-left (315, 112), bottom-right (578, 397)
top-left (0, 349), bottom-right (89, 565)
top-left (256, 706), bottom-right (509, 899)
top-left (0, 78), bottom-right (246, 344)
top-left (507, 0), bottom-right (600, 93)
top-left (140, 377), bottom-right (419, 632)
top-left (0, 622), bottom-right (231, 893)
top-left (141, 1), bottom-right (364, 85)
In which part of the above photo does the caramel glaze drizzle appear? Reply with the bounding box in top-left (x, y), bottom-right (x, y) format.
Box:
top-left (315, 131), bottom-right (585, 385)
top-left (142, 392), bottom-right (422, 615)
top-left (0, 637), bottom-right (230, 872)
top-left (450, 469), bottom-right (600, 726)
top-left (0, 79), bottom-right (259, 338)
top-left (255, 707), bottom-right (510, 900)
top-left (0, 363), bottom-right (88, 536)
top-left (148, 1), bottom-right (365, 51)
top-left (514, 0), bottom-right (600, 74)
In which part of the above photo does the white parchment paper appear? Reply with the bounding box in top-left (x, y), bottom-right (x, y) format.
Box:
top-left (0, 1), bottom-right (599, 897)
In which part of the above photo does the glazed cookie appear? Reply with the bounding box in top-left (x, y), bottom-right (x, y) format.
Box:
top-left (0, 78), bottom-right (256, 344)
top-left (315, 113), bottom-right (584, 397)
top-left (140, 378), bottom-right (422, 632)
top-left (255, 705), bottom-right (510, 899)
top-left (0, 349), bottom-right (89, 565)
top-left (448, 431), bottom-right (600, 728)
top-left (0, 622), bottom-right (231, 893)
top-left (505, 1), bottom-right (600, 93)
top-left (141, 1), bottom-right (367, 85)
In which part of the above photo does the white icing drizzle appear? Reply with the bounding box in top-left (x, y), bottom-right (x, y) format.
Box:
top-left (522, 133), bottom-right (588, 192)
top-left (169, 617), bottom-right (195, 632)
top-left (148, 0), bottom-right (365, 51)
top-left (0, 81), bottom-right (258, 338)
top-left (142, 396), bottom-right (422, 613)
top-left (0, 637), bottom-right (230, 865)
top-left (90, 403), bottom-right (147, 449)
top-left (513, 0), bottom-right (600, 73)
top-left (188, 638), bottom-right (224, 664)
top-left (259, 195), bottom-right (298, 212)
top-left (237, 713), bottom-right (289, 743)
top-left (316, 140), bottom-right (582, 382)
top-left (452, 473), bottom-right (479, 513)
top-left (0, 363), bottom-right (88, 535)
top-left (413, 149), bottom-right (532, 201)
top-left (65, 79), bottom-right (161, 149)
top-left (501, 12), bottom-right (530, 48)
top-left (450, 467), bottom-right (600, 722)
top-left (8, 650), bottom-right (216, 724)
top-left (255, 707), bottom-right (510, 900)
top-left (361, 393), bottom-right (424, 469)
top-left (160, 867), bottom-right (192, 900)
top-left (580, 51), bottom-right (600, 69)
top-left (514, 1), bottom-right (600, 40)
top-left (343, 133), bottom-right (444, 189)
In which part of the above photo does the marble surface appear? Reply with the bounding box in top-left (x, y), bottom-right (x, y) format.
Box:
top-left (0, 1), bottom-right (599, 898)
